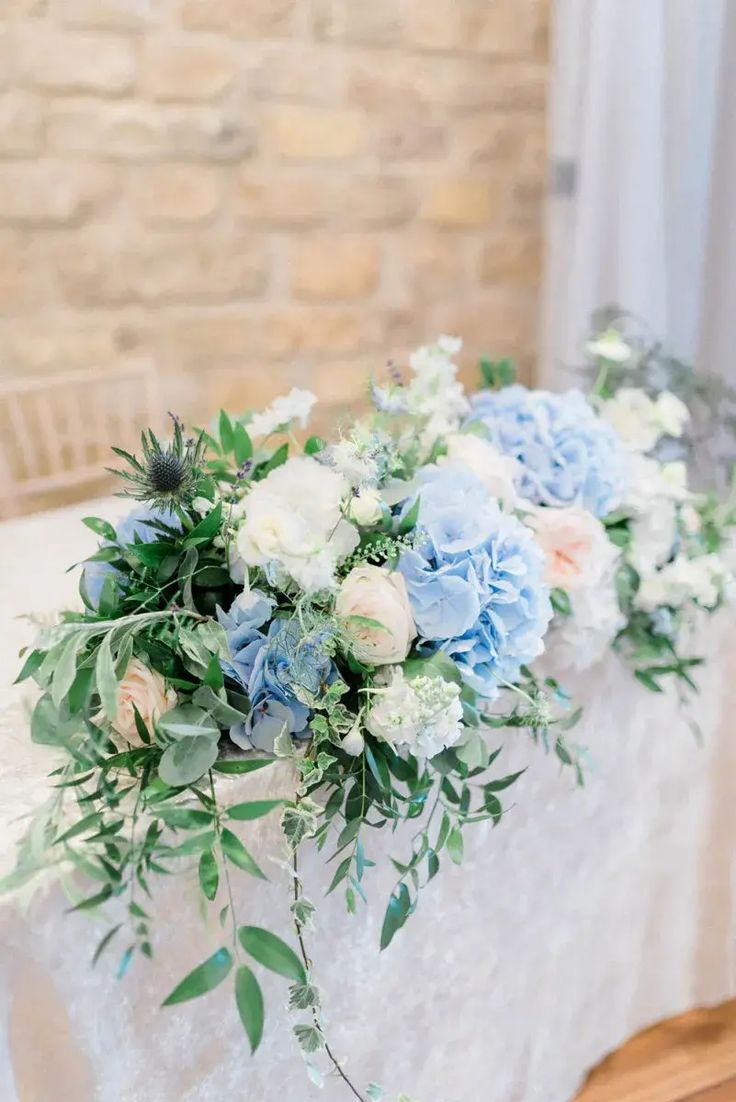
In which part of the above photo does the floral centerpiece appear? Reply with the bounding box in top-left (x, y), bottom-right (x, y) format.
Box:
top-left (6, 324), bottom-right (735, 1101)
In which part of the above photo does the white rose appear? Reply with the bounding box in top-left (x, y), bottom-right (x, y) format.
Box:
top-left (336, 565), bottom-right (416, 666)
top-left (347, 488), bottom-right (383, 526)
top-left (236, 456), bottom-right (358, 594)
top-left (441, 433), bottom-right (520, 511)
top-left (105, 658), bottom-right (177, 745)
top-left (526, 506), bottom-right (618, 591)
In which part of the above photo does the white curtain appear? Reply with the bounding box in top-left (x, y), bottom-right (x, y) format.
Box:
top-left (541, 0), bottom-right (730, 385)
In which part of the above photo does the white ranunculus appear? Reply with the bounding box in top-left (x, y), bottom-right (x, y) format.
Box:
top-left (336, 565), bottom-right (416, 666)
top-left (248, 388), bottom-right (317, 438)
top-left (623, 454), bottom-right (690, 514)
top-left (102, 658), bottom-right (177, 745)
top-left (586, 330), bottom-right (633, 364)
top-left (653, 391), bottom-right (689, 438)
top-left (366, 667), bottom-right (463, 757)
top-left (635, 552), bottom-right (734, 613)
top-left (629, 497), bottom-right (678, 574)
top-left (598, 388), bottom-right (661, 453)
top-left (236, 456), bottom-right (358, 594)
top-left (441, 432), bottom-right (520, 511)
top-left (347, 487), bottom-right (384, 526)
top-left (526, 506), bottom-right (618, 591)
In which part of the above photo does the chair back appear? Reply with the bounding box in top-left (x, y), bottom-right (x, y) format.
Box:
top-left (0, 362), bottom-right (162, 518)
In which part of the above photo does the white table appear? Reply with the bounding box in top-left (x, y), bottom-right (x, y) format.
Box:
top-left (1, 500), bottom-right (735, 1102)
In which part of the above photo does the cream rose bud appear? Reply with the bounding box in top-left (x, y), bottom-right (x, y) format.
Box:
top-left (336, 565), bottom-right (416, 666)
top-left (109, 658), bottom-right (177, 744)
top-left (347, 487), bottom-right (383, 526)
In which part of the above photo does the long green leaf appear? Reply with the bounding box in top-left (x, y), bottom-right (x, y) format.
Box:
top-left (161, 947), bottom-right (232, 1006)
top-left (238, 926), bottom-right (306, 983)
top-left (52, 632), bottom-right (82, 708)
top-left (96, 633), bottom-right (119, 720)
top-left (235, 965), bottom-right (264, 1053)
top-left (221, 829), bottom-right (267, 880)
top-left (226, 800), bottom-right (283, 822)
top-left (212, 759), bottom-right (273, 776)
top-left (198, 849), bottom-right (219, 901)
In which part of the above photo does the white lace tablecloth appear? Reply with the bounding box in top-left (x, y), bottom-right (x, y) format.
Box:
top-left (1, 500), bottom-right (735, 1102)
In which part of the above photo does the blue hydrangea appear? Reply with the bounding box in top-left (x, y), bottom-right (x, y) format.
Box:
top-left (83, 505), bottom-right (181, 609)
top-left (466, 385), bottom-right (627, 517)
top-left (397, 465), bottom-right (552, 697)
top-left (217, 594), bottom-right (334, 752)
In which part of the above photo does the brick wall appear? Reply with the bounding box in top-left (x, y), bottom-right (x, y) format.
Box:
top-left (0, 0), bottom-right (549, 442)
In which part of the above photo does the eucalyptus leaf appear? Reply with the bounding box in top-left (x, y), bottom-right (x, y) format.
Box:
top-left (158, 735), bottom-right (219, 787)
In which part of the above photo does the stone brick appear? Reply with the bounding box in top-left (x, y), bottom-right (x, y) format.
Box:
top-left (405, 0), bottom-right (535, 56)
top-left (199, 365), bottom-right (303, 417)
top-left (20, 29), bottom-right (137, 95)
top-left (234, 171), bottom-right (332, 226)
top-left (480, 230), bottom-right (541, 289)
top-left (52, 231), bottom-right (268, 306)
top-left (52, 0), bottom-right (154, 30)
top-left (164, 107), bottom-right (256, 162)
top-left (250, 44), bottom-right (343, 103)
top-left (421, 177), bottom-right (505, 227)
top-left (0, 33), bottom-right (11, 91)
top-left (313, 359), bottom-right (376, 406)
top-left (407, 230), bottom-right (469, 302)
top-left (339, 177), bottom-right (417, 227)
top-left (0, 94), bottom-right (43, 156)
top-left (455, 113), bottom-right (528, 164)
top-left (134, 165), bottom-right (222, 224)
top-left (375, 111), bottom-right (447, 161)
top-left (142, 39), bottom-right (238, 102)
top-left (0, 232), bottom-right (38, 312)
top-left (430, 291), bottom-right (537, 359)
top-left (262, 307), bottom-right (379, 358)
top-left (311, 0), bottom-right (404, 46)
top-left (266, 105), bottom-right (365, 160)
top-left (163, 312), bottom-right (258, 370)
top-left (0, 163), bottom-right (116, 224)
top-left (1, 317), bottom-right (133, 373)
top-left (292, 237), bottom-right (380, 300)
top-left (181, 0), bottom-right (299, 37)
top-left (47, 103), bottom-right (165, 160)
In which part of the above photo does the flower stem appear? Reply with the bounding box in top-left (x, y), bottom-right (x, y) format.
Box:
top-left (291, 846), bottom-right (367, 1102)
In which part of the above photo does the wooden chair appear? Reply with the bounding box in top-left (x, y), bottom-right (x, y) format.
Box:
top-left (0, 362), bottom-right (162, 519)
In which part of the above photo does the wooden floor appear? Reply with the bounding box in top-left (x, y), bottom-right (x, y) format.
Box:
top-left (574, 1001), bottom-right (736, 1102)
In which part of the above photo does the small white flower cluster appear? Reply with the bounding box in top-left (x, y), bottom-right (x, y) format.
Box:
top-left (248, 387), bottom-right (317, 439)
top-left (365, 667), bottom-right (463, 758)
top-left (405, 335), bottom-right (469, 451)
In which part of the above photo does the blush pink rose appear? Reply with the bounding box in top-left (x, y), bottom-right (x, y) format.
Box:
top-left (107, 658), bottom-right (177, 744)
top-left (526, 506), bottom-right (618, 592)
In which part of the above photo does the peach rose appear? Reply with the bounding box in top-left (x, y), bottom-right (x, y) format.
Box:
top-left (526, 506), bottom-right (618, 592)
top-left (336, 565), bottom-right (416, 666)
top-left (108, 658), bottom-right (177, 744)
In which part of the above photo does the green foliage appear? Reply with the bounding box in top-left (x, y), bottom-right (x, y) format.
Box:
top-left (479, 356), bottom-right (516, 390)
top-left (161, 948), bottom-right (232, 1006)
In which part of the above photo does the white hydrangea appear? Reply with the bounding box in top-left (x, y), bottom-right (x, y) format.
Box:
top-left (236, 456), bottom-right (358, 594)
top-left (406, 336), bottom-right (469, 449)
top-left (586, 330), bottom-right (633, 364)
top-left (624, 456), bottom-right (691, 575)
top-left (598, 387), bottom-right (689, 454)
top-left (248, 388), bottom-right (317, 439)
top-left (366, 667), bottom-right (463, 758)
